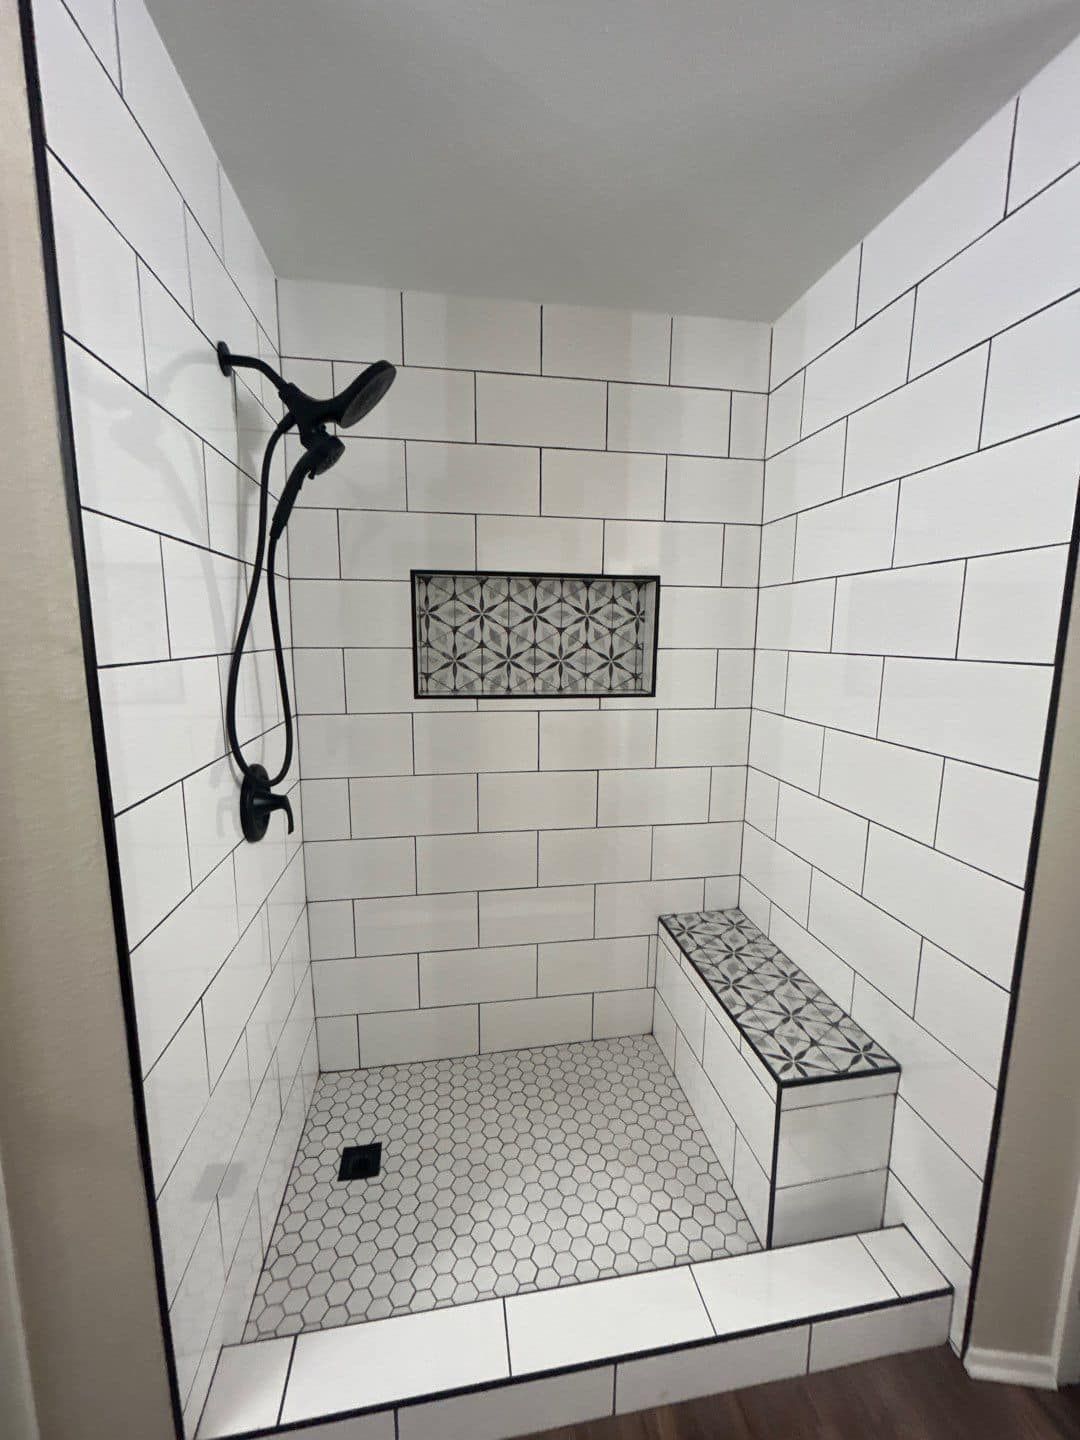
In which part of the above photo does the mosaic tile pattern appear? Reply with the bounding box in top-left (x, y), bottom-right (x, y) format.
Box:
top-left (245, 1035), bottom-right (758, 1339)
top-left (660, 909), bottom-right (899, 1084)
top-left (412, 571), bottom-right (658, 697)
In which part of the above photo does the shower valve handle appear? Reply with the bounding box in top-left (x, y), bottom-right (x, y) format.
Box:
top-left (239, 764), bottom-right (294, 842)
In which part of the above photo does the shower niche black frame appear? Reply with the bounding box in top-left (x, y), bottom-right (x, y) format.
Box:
top-left (411, 569), bottom-right (661, 700)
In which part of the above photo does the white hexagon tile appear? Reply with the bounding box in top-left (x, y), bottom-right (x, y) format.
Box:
top-left (244, 1035), bottom-right (759, 1339)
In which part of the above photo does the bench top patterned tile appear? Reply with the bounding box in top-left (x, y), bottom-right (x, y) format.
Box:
top-left (659, 908), bottom-right (899, 1085)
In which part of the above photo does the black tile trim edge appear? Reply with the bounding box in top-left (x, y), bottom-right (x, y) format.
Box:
top-left (960, 467), bottom-right (1080, 1356)
top-left (14, 5), bottom-right (185, 1436)
top-left (226, 1287), bottom-right (953, 1439)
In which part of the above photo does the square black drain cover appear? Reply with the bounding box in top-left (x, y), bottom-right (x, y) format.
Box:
top-left (339, 1143), bottom-right (382, 1181)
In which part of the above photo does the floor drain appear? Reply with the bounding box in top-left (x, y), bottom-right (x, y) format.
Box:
top-left (338, 1143), bottom-right (382, 1180)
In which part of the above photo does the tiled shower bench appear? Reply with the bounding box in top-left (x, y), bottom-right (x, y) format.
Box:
top-left (655, 909), bottom-right (900, 1248)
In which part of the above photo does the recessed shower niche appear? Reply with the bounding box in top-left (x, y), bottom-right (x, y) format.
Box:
top-left (411, 571), bottom-right (660, 699)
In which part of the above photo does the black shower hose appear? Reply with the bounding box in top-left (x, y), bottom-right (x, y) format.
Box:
top-left (224, 417), bottom-right (312, 788)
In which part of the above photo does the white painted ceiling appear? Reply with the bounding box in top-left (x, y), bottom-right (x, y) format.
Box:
top-left (147, 0), bottom-right (1080, 320)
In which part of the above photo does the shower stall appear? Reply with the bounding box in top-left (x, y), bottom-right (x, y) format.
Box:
top-left (13, 0), bottom-right (1080, 1436)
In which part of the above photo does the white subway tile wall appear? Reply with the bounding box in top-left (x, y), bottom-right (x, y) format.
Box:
top-left (282, 279), bottom-right (765, 1066)
top-left (32, 0), bottom-right (316, 1428)
top-left (752, 45), bottom-right (1080, 1350)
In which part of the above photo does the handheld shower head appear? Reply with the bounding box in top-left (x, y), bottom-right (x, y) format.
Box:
top-left (216, 342), bottom-right (396, 445)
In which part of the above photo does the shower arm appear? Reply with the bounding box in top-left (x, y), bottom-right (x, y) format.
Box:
top-left (218, 341), bottom-right (332, 446)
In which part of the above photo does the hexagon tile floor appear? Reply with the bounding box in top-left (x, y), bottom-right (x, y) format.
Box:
top-left (244, 1034), bottom-right (760, 1340)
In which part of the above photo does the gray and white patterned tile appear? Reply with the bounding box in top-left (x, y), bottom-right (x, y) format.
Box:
top-left (244, 1034), bottom-right (757, 1339)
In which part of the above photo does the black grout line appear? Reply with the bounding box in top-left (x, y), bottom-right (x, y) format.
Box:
top-left (1004, 96), bottom-right (1021, 216)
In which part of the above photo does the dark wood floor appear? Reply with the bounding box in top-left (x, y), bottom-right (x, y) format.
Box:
top-left (533, 1348), bottom-right (1080, 1440)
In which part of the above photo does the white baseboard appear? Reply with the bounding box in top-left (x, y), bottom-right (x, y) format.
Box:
top-left (964, 1347), bottom-right (1058, 1389)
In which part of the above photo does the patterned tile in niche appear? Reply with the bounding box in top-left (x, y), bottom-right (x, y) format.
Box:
top-left (244, 1035), bottom-right (757, 1339)
top-left (412, 571), bottom-right (658, 697)
top-left (660, 908), bottom-right (899, 1084)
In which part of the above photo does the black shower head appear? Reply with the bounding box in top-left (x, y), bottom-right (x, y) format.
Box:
top-left (216, 342), bottom-right (396, 444)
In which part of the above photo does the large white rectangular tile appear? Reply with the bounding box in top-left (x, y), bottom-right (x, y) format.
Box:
top-left (878, 658), bottom-right (1053, 776)
top-left (350, 774), bottom-right (477, 839)
top-left (777, 1096), bottom-right (894, 1187)
top-left (203, 911), bottom-right (271, 1083)
top-left (506, 1267), bottom-right (712, 1375)
top-left (893, 422), bottom-right (1080, 567)
top-left (802, 295), bottom-right (914, 436)
top-left (36, 0), bottom-right (188, 301)
top-left (810, 1295), bottom-right (950, 1372)
top-left (480, 885), bottom-right (594, 946)
top-left (603, 519), bottom-right (724, 586)
top-left (305, 837), bottom-right (416, 902)
top-left (419, 945), bottom-right (536, 1006)
top-left (49, 160), bottom-right (144, 387)
top-left (477, 373), bottom-right (605, 448)
top-left (414, 712), bottom-right (537, 773)
top-left (659, 587), bottom-right (757, 648)
top-left (593, 986), bottom-right (653, 1038)
top-left (673, 1036), bottom-right (736, 1171)
top-left (793, 483), bottom-right (898, 582)
top-left (671, 315), bottom-right (771, 391)
top-left (958, 545), bottom-right (1068, 663)
top-left (693, 1234), bottom-right (894, 1334)
top-left (656, 709), bottom-right (749, 767)
top-left (404, 290), bottom-right (539, 371)
top-left (419, 831), bottom-right (537, 893)
top-left (161, 541), bottom-right (244, 659)
top-left (407, 441), bottom-right (538, 515)
top-left (595, 879), bottom-right (704, 938)
top-left (915, 944), bottom-right (1009, 1084)
top-left (740, 827), bottom-right (811, 925)
top-left (934, 759), bottom-right (1037, 885)
top-left (609, 383), bottom-right (731, 457)
top-left (618, 1327), bottom-right (809, 1413)
top-left (279, 279), bottom-right (401, 361)
top-left (731, 391), bottom-right (768, 459)
top-left (983, 289), bottom-right (1080, 446)
top-left (338, 510), bottom-right (474, 580)
top-left (293, 437), bottom-right (406, 513)
top-left (819, 731), bottom-right (942, 844)
top-left (63, 0), bottom-right (120, 77)
top-left (539, 828), bottom-right (650, 886)
top-left (543, 302), bottom-right (670, 383)
top-left (911, 163), bottom-right (1080, 376)
top-left (772, 248), bottom-right (861, 385)
top-left (858, 106), bottom-right (1014, 321)
top-left (832, 562), bottom-right (965, 659)
top-left (302, 782), bottom-right (351, 843)
top-left (313, 954), bottom-right (418, 1016)
top-left (771, 1170), bottom-right (887, 1246)
top-left (702, 1019), bottom-right (775, 1169)
top-left (538, 936), bottom-right (649, 995)
top-left (785, 652), bottom-right (882, 736)
top-left (852, 980), bottom-right (995, 1178)
top-left (764, 371), bottom-right (804, 458)
top-left (606, 649), bottom-right (720, 711)
top-left (763, 422), bottom-right (846, 521)
top-left (114, 782), bottom-right (193, 946)
top-left (859, 1226), bottom-right (949, 1297)
top-left (481, 993), bottom-right (592, 1051)
top-left (540, 711), bottom-right (655, 770)
top-left (652, 822), bottom-right (742, 880)
top-left (888, 1101), bottom-right (983, 1257)
top-left (479, 770), bottom-right (596, 831)
top-left (475, 514), bottom-right (603, 572)
top-left (1009, 34), bottom-right (1080, 208)
top-left (541, 449), bottom-right (665, 520)
top-left (809, 872), bottom-right (920, 1012)
top-left (844, 347), bottom-right (987, 493)
top-left (749, 712), bottom-right (824, 792)
top-left (597, 767), bottom-right (710, 825)
top-left (357, 1006), bottom-right (477, 1065)
top-left (656, 943), bottom-right (707, 1057)
top-left (143, 1009), bottom-right (210, 1185)
top-left (196, 1337), bottom-right (292, 1439)
top-left (775, 787), bottom-right (867, 889)
top-left (759, 518), bottom-right (796, 588)
top-left (666, 456), bottom-right (764, 524)
top-left (139, 269), bottom-right (235, 452)
top-left (344, 648), bottom-right (461, 714)
top-left (300, 714), bottom-right (413, 779)
top-left (82, 512), bottom-right (169, 665)
top-left (399, 1368), bottom-right (614, 1440)
top-left (755, 580), bottom-right (834, 652)
top-left (281, 1300), bottom-right (507, 1421)
top-left (65, 345), bottom-right (208, 545)
top-left (352, 891), bottom-right (478, 956)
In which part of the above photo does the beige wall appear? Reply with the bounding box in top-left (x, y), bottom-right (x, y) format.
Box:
top-left (0, 2), bottom-right (177, 1436)
top-left (969, 531), bottom-right (1080, 1366)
